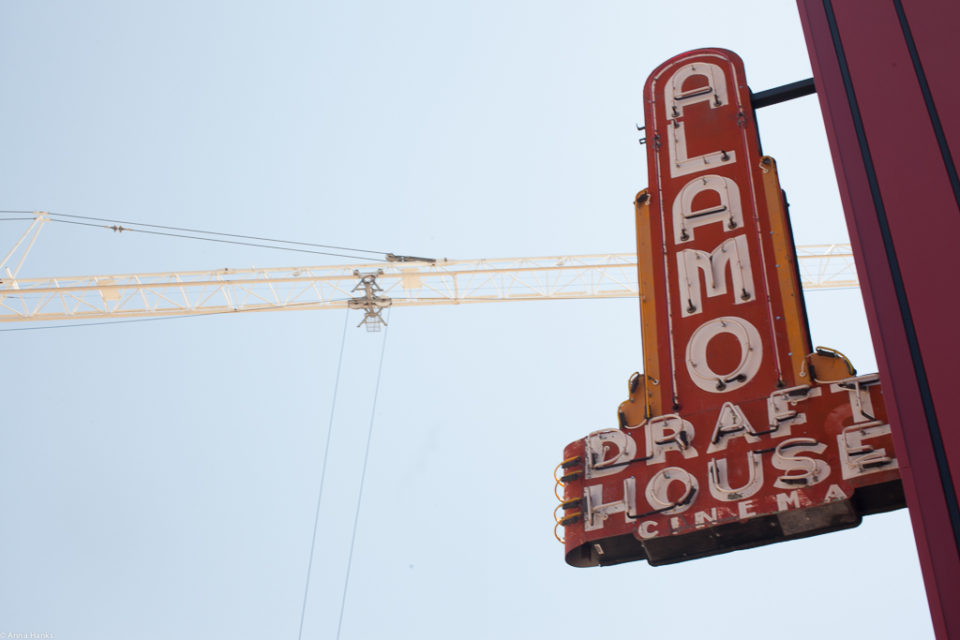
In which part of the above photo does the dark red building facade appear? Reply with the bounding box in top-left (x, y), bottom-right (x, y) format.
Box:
top-left (797, 1), bottom-right (960, 636)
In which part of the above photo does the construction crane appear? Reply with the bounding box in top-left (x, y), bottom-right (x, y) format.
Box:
top-left (0, 213), bottom-right (858, 330)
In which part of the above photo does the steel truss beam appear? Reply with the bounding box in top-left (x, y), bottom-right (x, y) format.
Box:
top-left (0, 245), bottom-right (857, 323)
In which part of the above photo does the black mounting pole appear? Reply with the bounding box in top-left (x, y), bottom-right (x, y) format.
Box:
top-left (751, 78), bottom-right (816, 109)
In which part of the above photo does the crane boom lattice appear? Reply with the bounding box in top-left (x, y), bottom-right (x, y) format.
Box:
top-left (0, 247), bottom-right (857, 323)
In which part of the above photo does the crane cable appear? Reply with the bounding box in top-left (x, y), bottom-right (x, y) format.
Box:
top-left (47, 218), bottom-right (388, 262)
top-left (336, 308), bottom-right (390, 640)
top-left (298, 308), bottom-right (351, 640)
top-left (0, 210), bottom-right (392, 262)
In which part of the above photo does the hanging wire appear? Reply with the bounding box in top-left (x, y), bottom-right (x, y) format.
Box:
top-left (298, 308), bottom-right (351, 640)
top-left (45, 218), bottom-right (387, 262)
top-left (336, 308), bottom-right (390, 640)
top-left (0, 209), bottom-right (398, 261)
top-left (43, 210), bottom-right (389, 256)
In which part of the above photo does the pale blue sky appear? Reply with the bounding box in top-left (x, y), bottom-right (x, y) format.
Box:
top-left (0, 2), bottom-right (932, 639)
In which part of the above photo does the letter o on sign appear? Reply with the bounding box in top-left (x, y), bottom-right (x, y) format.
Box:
top-left (685, 316), bottom-right (762, 393)
top-left (645, 467), bottom-right (698, 515)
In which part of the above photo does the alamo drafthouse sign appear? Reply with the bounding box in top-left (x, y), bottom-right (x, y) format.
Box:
top-left (555, 49), bottom-right (905, 567)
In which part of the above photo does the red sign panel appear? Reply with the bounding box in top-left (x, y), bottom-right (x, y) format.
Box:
top-left (558, 49), bottom-right (904, 566)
